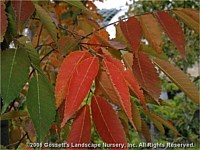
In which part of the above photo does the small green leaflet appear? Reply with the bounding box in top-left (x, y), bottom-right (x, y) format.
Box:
top-left (62, 0), bottom-right (87, 11)
top-left (6, 3), bottom-right (17, 37)
top-left (34, 3), bottom-right (57, 42)
top-left (1, 48), bottom-right (29, 112)
top-left (26, 74), bottom-right (56, 142)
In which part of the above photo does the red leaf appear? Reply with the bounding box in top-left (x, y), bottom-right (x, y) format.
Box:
top-left (55, 51), bottom-right (91, 108)
top-left (155, 11), bottom-right (186, 59)
top-left (0, 2), bottom-right (7, 42)
top-left (11, 0), bottom-right (35, 31)
top-left (61, 57), bottom-right (99, 127)
top-left (120, 17), bottom-right (142, 55)
top-left (124, 69), bottom-right (147, 109)
top-left (91, 96), bottom-right (127, 147)
top-left (103, 60), bottom-right (134, 127)
top-left (103, 54), bottom-right (124, 71)
top-left (67, 105), bottom-right (91, 149)
top-left (132, 52), bottom-right (161, 101)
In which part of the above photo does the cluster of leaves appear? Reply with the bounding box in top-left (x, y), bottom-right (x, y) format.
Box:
top-left (1, 0), bottom-right (199, 149)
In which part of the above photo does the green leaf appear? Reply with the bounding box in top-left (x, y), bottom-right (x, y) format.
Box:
top-left (63, 0), bottom-right (87, 11)
top-left (142, 109), bottom-right (165, 135)
top-left (17, 36), bottom-right (42, 73)
top-left (26, 74), bottom-right (56, 141)
top-left (1, 48), bottom-right (29, 112)
top-left (140, 44), bottom-right (168, 60)
top-left (34, 3), bottom-right (57, 42)
top-left (153, 58), bottom-right (200, 105)
top-left (6, 3), bottom-right (17, 37)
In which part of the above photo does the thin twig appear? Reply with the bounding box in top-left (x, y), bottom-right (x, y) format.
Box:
top-left (40, 49), bottom-right (56, 62)
top-left (58, 24), bottom-right (88, 39)
top-left (36, 24), bottom-right (43, 48)
top-left (80, 42), bottom-right (109, 48)
top-left (14, 132), bottom-right (28, 149)
top-left (82, 11), bottom-right (152, 39)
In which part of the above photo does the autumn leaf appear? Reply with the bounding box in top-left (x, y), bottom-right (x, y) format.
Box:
top-left (155, 11), bottom-right (186, 59)
top-left (91, 96), bottom-right (127, 147)
top-left (67, 105), bottom-right (91, 150)
top-left (11, 0), bottom-right (35, 32)
top-left (153, 58), bottom-right (200, 105)
top-left (120, 16), bottom-right (142, 55)
top-left (11, 0), bottom-right (34, 31)
top-left (181, 8), bottom-right (199, 23)
top-left (95, 70), bottom-right (120, 105)
top-left (103, 60), bottom-right (134, 127)
top-left (0, 111), bottom-right (28, 120)
top-left (55, 51), bottom-right (91, 108)
top-left (1, 48), bottom-right (29, 112)
top-left (103, 54), bottom-right (124, 71)
top-left (173, 9), bottom-right (199, 34)
top-left (123, 52), bottom-right (133, 71)
top-left (132, 52), bottom-right (161, 101)
top-left (0, 2), bottom-right (8, 42)
top-left (139, 14), bottom-right (163, 53)
top-left (26, 74), bottom-right (56, 142)
top-left (34, 3), bottom-right (57, 42)
top-left (61, 57), bottom-right (99, 127)
top-left (131, 101), bottom-right (142, 132)
top-left (115, 23), bottom-right (132, 51)
top-left (141, 120), bottom-right (151, 142)
top-left (142, 109), bottom-right (165, 135)
top-left (142, 109), bottom-right (179, 136)
top-left (124, 69), bottom-right (146, 108)
top-left (58, 36), bottom-right (79, 56)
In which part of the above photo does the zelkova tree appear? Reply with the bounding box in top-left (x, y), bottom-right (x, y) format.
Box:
top-left (1, 0), bottom-right (199, 149)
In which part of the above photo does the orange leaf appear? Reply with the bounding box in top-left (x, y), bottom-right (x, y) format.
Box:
top-left (91, 96), bottom-right (127, 147)
top-left (95, 70), bottom-right (120, 105)
top-left (67, 105), bottom-right (91, 149)
top-left (61, 57), bottom-right (99, 127)
top-left (124, 69), bottom-right (146, 108)
top-left (132, 52), bottom-right (161, 101)
top-left (55, 51), bottom-right (91, 108)
top-left (11, 0), bottom-right (35, 31)
top-left (139, 14), bottom-right (163, 53)
top-left (182, 8), bottom-right (199, 23)
top-left (123, 52), bottom-right (133, 71)
top-left (120, 16), bottom-right (142, 55)
top-left (0, 2), bottom-right (7, 42)
top-left (103, 60), bottom-right (134, 127)
top-left (155, 11), bottom-right (186, 59)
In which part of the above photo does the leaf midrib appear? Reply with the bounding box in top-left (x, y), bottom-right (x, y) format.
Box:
top-left (94, 97), bottom-right (116, 142)
top-left (5, 49), bottom-right (17, 103)
top-left (36, 74), bottom-right (42, 141)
